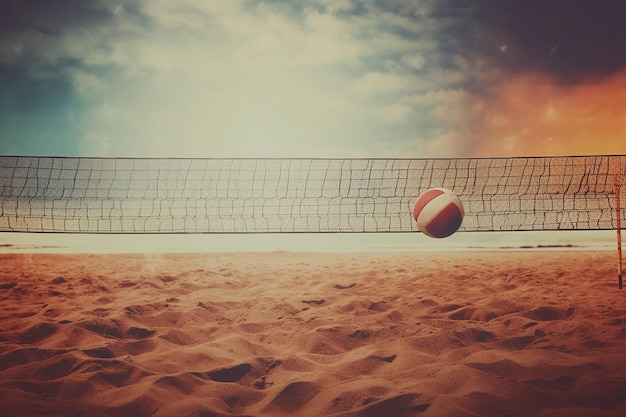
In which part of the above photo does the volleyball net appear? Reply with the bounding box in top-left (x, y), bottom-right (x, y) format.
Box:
top-left (0, 155), bottom-right (624, 234)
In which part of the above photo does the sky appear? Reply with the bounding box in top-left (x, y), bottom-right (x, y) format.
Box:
top-left (1, 0), bottom-right (626, 159)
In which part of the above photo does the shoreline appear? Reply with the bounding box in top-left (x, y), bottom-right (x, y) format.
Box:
top-left (0, 230), bottom-right (618, 254)
top-left (0, 244), bottom-right (617, 255)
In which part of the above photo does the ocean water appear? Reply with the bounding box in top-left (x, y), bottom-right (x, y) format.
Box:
top-left (0, 230), bottom-right (618, 253)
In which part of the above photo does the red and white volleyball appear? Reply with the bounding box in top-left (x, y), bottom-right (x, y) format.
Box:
top-left (413, 188), bottom-right (464, 238)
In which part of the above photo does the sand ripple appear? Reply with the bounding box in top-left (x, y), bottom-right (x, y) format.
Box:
top-left (1, 251), bottom-right (625, 416)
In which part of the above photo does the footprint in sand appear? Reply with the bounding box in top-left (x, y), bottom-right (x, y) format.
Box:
top-left (334, 283), bottom-right (356, 290)
top-left (358, 393), bottom-right (430, 416)
top-left (83, 346), bottom-right (115, 359)
top-left (523, 306), bottom-right (575, 321)
top-left (159, 329), bottom-right (197, 346)
top-left (77, 318), bottom-right (122, 339)
top-left (126, 326), bottom-right (156, 339)
top-left (205, 363), bottom-right (252, 383)
top-left (302, 299), bottom-right (325, 305)
top-left (263, 381), bottom-right (321, 413)
top-left (15, 322), bottom-right (59, 344)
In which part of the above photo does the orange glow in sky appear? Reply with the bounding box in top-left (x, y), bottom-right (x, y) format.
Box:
top-left (476, 70), bottom-right (626, 157)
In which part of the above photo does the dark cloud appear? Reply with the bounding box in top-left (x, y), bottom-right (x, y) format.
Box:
top-left (379, 0), bottom-right (626, 83)
top-left (470, 0), bottom-right (626, 82)
top-left (3, 0), bottom-right (624, 82)
top-left (0, 0), bottom-right (144, 69)
top-left (0, 0), bottom-right (130, 155)
top-left (0, 0), bottom-right (117, 37)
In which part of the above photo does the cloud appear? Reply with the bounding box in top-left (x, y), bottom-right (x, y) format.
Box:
top-left (4, 0), bottom-right (623, 159)
top-left (38, 0), bottom-right (467, 158)
top-left (0, 0), bottom-right (485, 158)
top-left (354, 71), bottom-right (422, 95)
top-left (469, 0), bottom-right (626, 82)
top-left (0, 0), bottom-right (136, 68)
top-left (401, 53), bottom-right (426, 71)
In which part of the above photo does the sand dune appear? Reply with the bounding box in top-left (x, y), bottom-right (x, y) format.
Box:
top-left (1, 250), bottom-right (625, 416)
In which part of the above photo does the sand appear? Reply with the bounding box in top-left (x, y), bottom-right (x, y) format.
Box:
top-left (0, 250), bottom-right (625, 417)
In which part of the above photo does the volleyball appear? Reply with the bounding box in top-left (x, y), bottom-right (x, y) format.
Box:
top-left (413, 188), bottom-right (464, 238)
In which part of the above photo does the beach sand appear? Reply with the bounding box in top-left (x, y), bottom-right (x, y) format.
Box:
top-left (0, 250), bottom-right (625, 417)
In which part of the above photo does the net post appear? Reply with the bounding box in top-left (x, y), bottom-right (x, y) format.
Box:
top-left (614, 156), bottom-right (624, 290)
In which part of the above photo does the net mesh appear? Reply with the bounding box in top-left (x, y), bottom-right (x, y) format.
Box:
top-left (0, 155), bottom-right (624, 233)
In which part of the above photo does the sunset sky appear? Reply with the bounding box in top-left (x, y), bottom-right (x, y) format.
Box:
top-left (1, 0), bottom-right (625, 251)
top-left (1, 0), bottom-right (625, 159)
